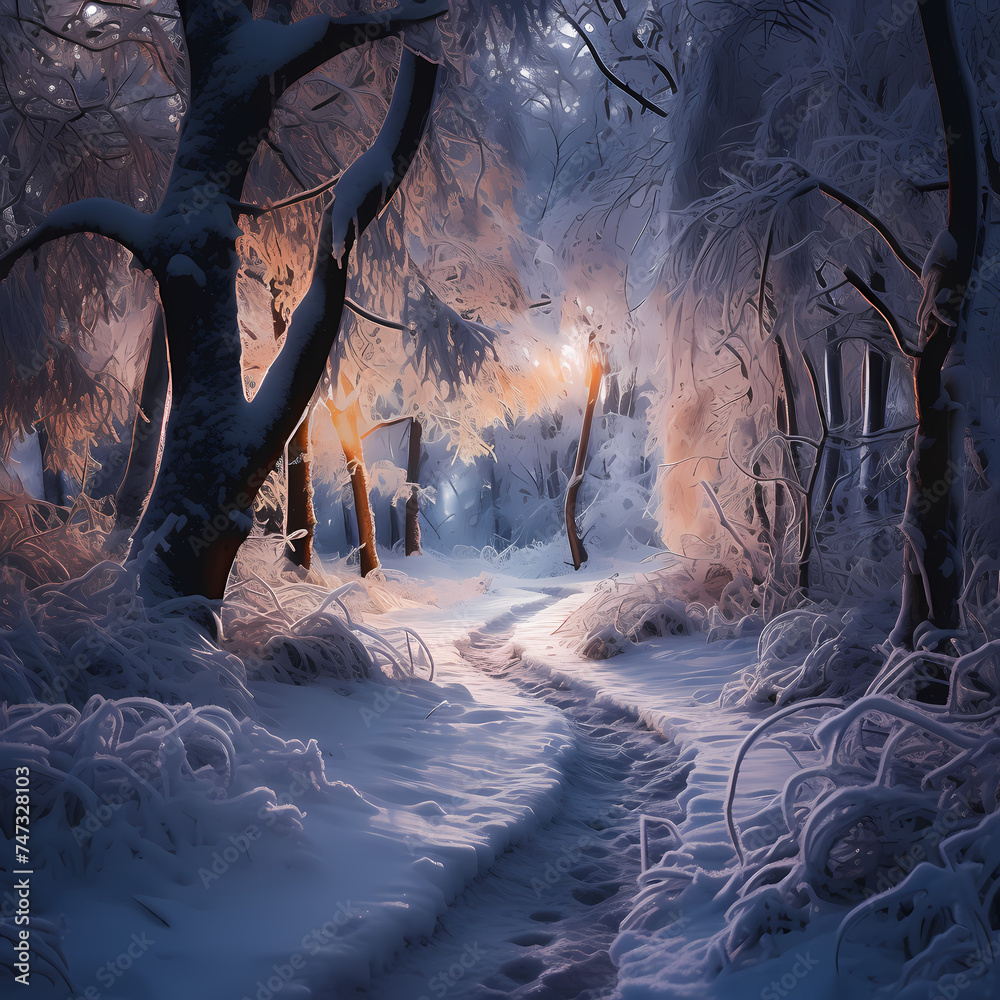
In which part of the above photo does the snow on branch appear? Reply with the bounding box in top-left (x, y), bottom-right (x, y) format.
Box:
top-left (249, 47), bottom-right (439, 461)
top-left (0, 199), bottom-right (151, 281)
top-left (259, 1), bottom-right (448, 99)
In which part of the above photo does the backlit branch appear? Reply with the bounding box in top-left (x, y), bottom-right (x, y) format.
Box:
top-left (842, 267), bottom-right (921, 359)
top-left (250, 48), bottom-right (439, 460)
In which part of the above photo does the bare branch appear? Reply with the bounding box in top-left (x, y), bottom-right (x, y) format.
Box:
top-left (560, 11), bottom-right (670, 116)
top-left (812, 180), bottom-right (923, 277)
top-left (842, 267), bottom-right (921, 359)
top-left (345, 297), bottom-right (407, 331)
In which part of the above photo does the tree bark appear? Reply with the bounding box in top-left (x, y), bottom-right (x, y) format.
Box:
top-left (405, 417), bottom-right (423, 556)
top-left (890, 0), bottom-right (981, 649)
top-left (126, 45), bottom-right (438, 598)
top-left (269, 274), bottom-right (314, 566)
top-left (286, 411), bottom-right (315, 568)
top-left (565, 336), bottom-right (604, 570)
top-left (860, 346), bottom-right (890, 513)
top-left (115, 310), bottom-right (169, 533)
top-left (327, 389), bottom-right (380, 577)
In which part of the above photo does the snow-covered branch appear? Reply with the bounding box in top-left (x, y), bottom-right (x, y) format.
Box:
top-left (257, 2), bottom-right (448, 99)
top-left (0, 199), bottom-right (151, 280)
top-left (249, 47), bottom-right (439, 461)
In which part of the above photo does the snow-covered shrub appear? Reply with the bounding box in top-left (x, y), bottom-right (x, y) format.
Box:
top-left (724, 602), bottom-right (893, 708)
top-left (225, 536), bottom-right (434, 683)
top-left (0, 527), bottom-right (439, 711)
top-left (0, 696), bottom-right (366, 875)
top-left (560, 563), bottom-right (735, 658)
top-left (0, 477), bottom-right (116, 588)
top-left (701, 645), bottom-right (1000, 995)
top-left (0, 561), bottom-right (253, 713)
top-left (0, 915), bottom-right (70, 992)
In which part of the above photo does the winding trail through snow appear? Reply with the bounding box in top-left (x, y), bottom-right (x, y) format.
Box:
top-left (361, 587), bottom-right (689, 1000)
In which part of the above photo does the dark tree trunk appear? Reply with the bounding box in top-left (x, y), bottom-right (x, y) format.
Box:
top-left (810, 332), bottom-right (845, 536)
top-left (565, 337), bottom-right (603, 570)
top-left (285, 411), bottom-right (314, 568)
top-left (255, 279), bottom-right (289, 538)
top-left (891, 0), bottom-right (981, 649)
top-left (860, 346), bottom-right (890, 513)
top-left (405, 417), bottom-right (423, 556)
top-left (115, 310), bottom-right (169, 533)
top-left (774, 335), bottom-right (806, 594)
top-left (36, 424), bottom-right (64, 507)
top-left (269, 273), bottom-right (314, 567)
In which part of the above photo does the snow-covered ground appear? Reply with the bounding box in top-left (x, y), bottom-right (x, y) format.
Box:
top-left (9, 552), bottom-right (971, 1000)
top-left (17, 565), bottom-right (573, 1000)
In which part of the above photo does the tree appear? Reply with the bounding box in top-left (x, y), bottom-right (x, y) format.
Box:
top-left (0, 0), bottom-right (447, 599)
top-left (887, 0), bottom-right (982, 650)
top-left (230, 5), bottom-right (560, 573)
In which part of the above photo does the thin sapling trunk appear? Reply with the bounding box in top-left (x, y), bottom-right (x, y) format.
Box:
top-left (326, 381), bottom-right (380, 577)
top-left (565, 335), bottom-right (604, 570)
top-left (405, 417), bottom-right (423, 556)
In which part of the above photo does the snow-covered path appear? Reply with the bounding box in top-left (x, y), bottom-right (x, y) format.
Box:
top-left (28, 563), bottom-right (775, 1000)
top-left (362, 590), bottom-right (685, 1000)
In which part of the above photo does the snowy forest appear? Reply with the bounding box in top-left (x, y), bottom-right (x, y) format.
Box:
top-left (2, 0), bottom-right (1000, 996)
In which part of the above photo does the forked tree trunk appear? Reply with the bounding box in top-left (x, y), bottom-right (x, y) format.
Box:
top-left (326, 385), bottom-right (380, 577)
top-left (0, 23), bottom-right (440, 601)
top-left (565, 336), bottom-right (604, 570)
top-left (405, 417), bottom-right (423, 556)
top-left (128, 44), bottom-right (437, 599)
top-left (285, 411), bottom-right (315, 568)
top-left (890, 0), bottom-right (981, 649)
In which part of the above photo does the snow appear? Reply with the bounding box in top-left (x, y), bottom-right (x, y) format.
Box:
top-left (20, 572), bottom-right (574, 1000)
top-left (7, 554), bottom-right (999, 1000)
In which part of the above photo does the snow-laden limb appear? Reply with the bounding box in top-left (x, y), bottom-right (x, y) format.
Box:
top-left (258, 1), bottom-right (449, 99)
top-left (0, 198), bottom-right (152, 279)
top-left (249, 48), bottom-right (439, 465)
